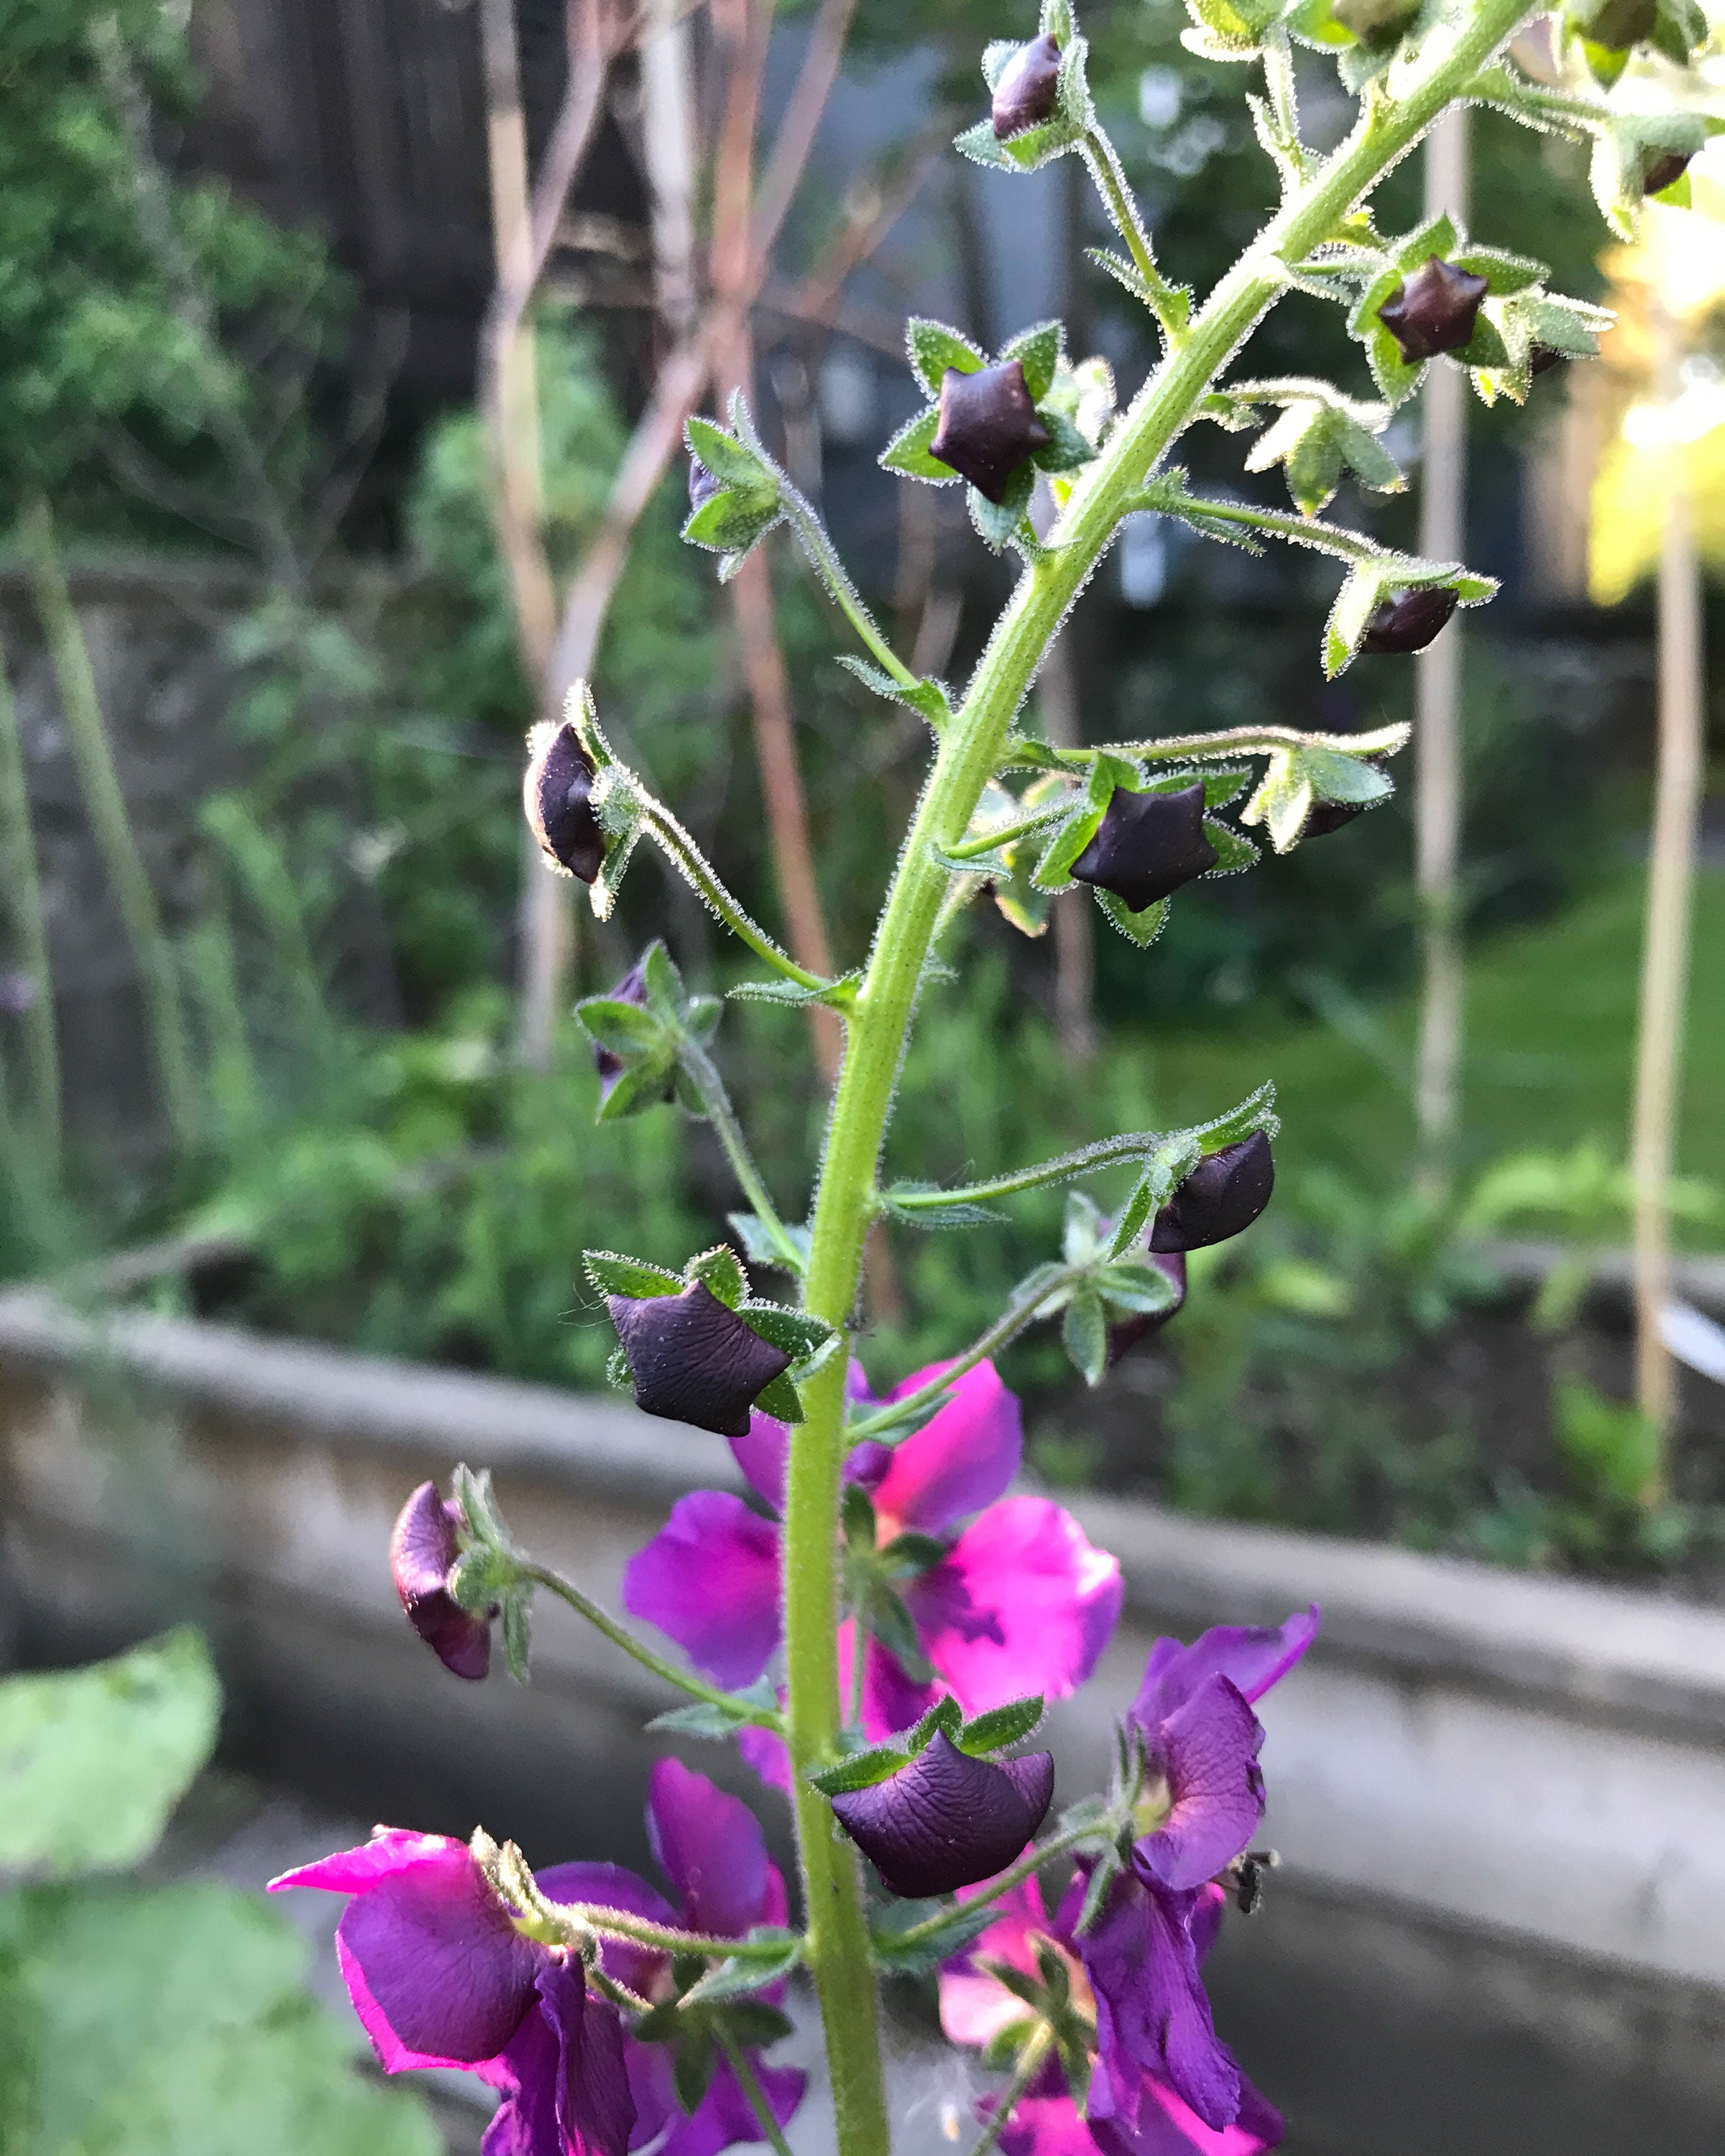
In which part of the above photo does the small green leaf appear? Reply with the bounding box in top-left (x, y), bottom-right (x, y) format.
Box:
top-left (583, 1249), bottom-right (685, 1302)
top-left (501, 1588), bottom-right (533, 1682)
top-left (648, 1680), bottom-right (780, 1741)
top-left (809, 1741), bottom-right (912, 1797)
top-left (727, 1212), bottom-right (810, 1274)
top-left (1323, 565), bottom-right (1383, 678)
top-left (871, 1894), bottom-right (1002, 1973)
top-left (1062, 1291), bottom-right (1108, 1387)
top-left (1092, 890), bottom-right (1169, 947)
top-left (686, 1245), bottom-right (749, 1309)
top-left (958, 1695), bottom-right (1046, 1754)
top-left (953, 116), bottom-right (1016, 168)
top-left (1302, 747), bottom-right (1393, 805)
top-left (686, 416), bottom-right (773, 490)
top-left (1001, 320), bottom-right (1062, 405)
top-left (879, 405), bottom-right (957, 483)
top-left (907, 318), bottom-right (988, 398)
top-left (678, 1937), bottom-right (805, 2006)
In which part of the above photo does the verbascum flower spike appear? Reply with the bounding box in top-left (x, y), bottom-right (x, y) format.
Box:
top-left (391, 1480), bottom-right (493, 1680)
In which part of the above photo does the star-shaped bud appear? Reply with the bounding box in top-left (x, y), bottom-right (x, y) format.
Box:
top-left (929, 361), bottom-right (1052, 505)
top-left (523, 719), bottom-right (604, 882)
top-left (1643, 148), bottom-right (1693, 195)
top-left (1360, 586), bottom-right (1457, 655)
top-left (1107, 1251), bottom-right (1187, 1366)
top-left (1071, 783), bottom-right (1219, 913)
top-left (1377, 258), bottom-right (1490, 365)
top-left (392, 1480), bottom-right (494, 1680)
top-left (1149, 1133), bottom-right (1275, 1254)
top-left (991, 32), bottom-right (1062, 139)
top-left (829, 1733), bottom-right (1054, 1899)
top-left (609, 1281), bottom-right (792, 1437)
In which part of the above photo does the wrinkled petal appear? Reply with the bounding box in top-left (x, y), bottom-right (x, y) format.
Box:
top-left (660, 2056), bottom-right (806, 2156)
top-left (1133, 1609), bottom-right (1319, 1731)
top-left (909, 1498), bottom-right (1122, 1717)
top-left (1082, 1880), bottom-right (1241, 2134)
top-left (869, 1362), bottom-right (1023, 1537)
top-left (1188, 1883), bottom-right (1228, 1968)
top-left (648, 1758), bottom-right (774, 1939)
top-left (625, 2041), bottom-right (679, 2152)
top-left (484, 2006), bottom-right (562, 2156)
top-left (610, 1284), bottom-right (791, 1437)
top-left (729, 1414), bottom-right (791, 1514)
top-left (829, 1732), bottom-right (1052, 1900)
top-left (535, 1861), bottom-right (677, 2004)
top-left (538, 1958), bottom-right (635, 2156)
top-left (272, 1835), bottom-right (542, 2071)
top-left (624, 1493), bottom-right (783, 1690)
top-left (390, 1481), bottom-right (492, 1678)
top-left (1136, 1679), bottom-right (1265, 1894)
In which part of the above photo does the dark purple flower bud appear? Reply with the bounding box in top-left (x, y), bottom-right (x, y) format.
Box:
top-left (1071, 783), bottom-right (1219, 913)
top-left (1643, 149), bottom-right (1693, 195)
top-left (1305, 760), bottom-right (1386, 839)
top-left (391, 1480), bottom-right (493, 1680)
top-left (1150, 1132), bottom-right (1274, 1254)
top-left (1359, 585), bottom-right (1457, 655)
top-left (829, 1733), bottom-right (1054, 1898)
top-left (524, 719), bottom-right (604, 883)
top-left (1529, 345), bottom-right (1569, 380)
top-left (591, 957), bottom-right (675, 1110)
top-left (1106, 1251), bottom-right (1187, 1366)
top-left (991, 32), bottom-right (1062, 139)
top-left (1377, 257), bottom-right (1490, 364)
top-left (689, 455), bottom-right (722, 510)
top-left (610, 1282), bottom-right (793, 1437)
top-left (929, 361), bottom-right (1052, 505)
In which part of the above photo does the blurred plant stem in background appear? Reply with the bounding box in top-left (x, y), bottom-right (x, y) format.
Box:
top-left (20, 495), bottom-right (198, 1153)
top-left (1414, 106), bottom-right (1470, 1201)
top-left (0, 630), bottom-right (60, 1176)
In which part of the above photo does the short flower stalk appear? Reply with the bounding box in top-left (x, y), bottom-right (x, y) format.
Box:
top-left (276, 4), bottom-right (1716, 2155)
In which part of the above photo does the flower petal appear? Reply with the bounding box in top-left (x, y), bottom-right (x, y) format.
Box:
top-left (286, 1838), bottom-right (543, 2070)
top-left (728, 1413), bottom-right (791, 1513)
top-left (1136, 1678), bottom-right (1265, 1894)
top-left (535, 1861), bottom-right (678, 2003)
top-left (390, 1483), bottom-right (492, 1678)
top-left (870, 1361), bottom-right (1023, 1535)
top-left (1132, 1608), bottom-right (1319, 1730)
top-left (610, 1283), bottom-right (791, 1437)
top-left (1082, 1879), bottom-right (1241, 2134)
top-left (659, 2057), bottom-right (806, 2156)
top-left (938, 1876), bottom-right (1053, 2049)
top-left (1093, 2073), bottom-right (1283, 2156)
top-left (994, 2093), bottom-right (1103, 2156)
top-left (648, 1758), bottom-right (773, 1939)
top-left (829, 1732), bottom-right (1052, 1899)
top-left (737, 1718), bottom-right (794, 1796)
top-left (538, 1958), bottom-right (636, 2156)
top-left (844, 1624), bottom-right (939, 1742)
top-left (908, 1497), bottom-right (1122, 1716)
top-left (623, 1493), bottom-right (783, 1690)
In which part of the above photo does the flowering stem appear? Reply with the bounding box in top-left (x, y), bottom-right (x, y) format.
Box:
top-left (970, 2026), bottom-right (1054, 2156)
top-left (874, 1820), bottom-right (1103, 1959)
top-left (1081, 129), bottom-right (1184, 343)
top-left (780, 11), bottom-right (1537, 2155)
top-left (886, 1133), bottom-right (1179, 1213)
top-left (553, 1901), bottom-right (801, 1961)
top-left (1083, 719), bottom-right (1409, 764)
top-left (779, 483), bottom-right (921, 691)
top-left (518, 1563), bottom-right (783, 1728)
top-left (844, 1267), bottom-right (1081, 1442)
top-left (676, 1036), bottom-right (806, 1271)
top-left (940, 805), bottom-right (1071, 860)
top-left (717, 2024), bottom-right (799, 2156)
top-left (635, 793), bottom-right (840, 995)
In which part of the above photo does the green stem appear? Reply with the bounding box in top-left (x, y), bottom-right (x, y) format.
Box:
top-left (1261, 29), bottom-right (1310, 175)
top-left (887, 1133), bottom-right (1177, 1213)
top-left (717, 2025), bottom-right (799, 2156)
top-left (845, 1268), bottom-right (1077, 1442)
top-left (677, 1036), bottom-right (805, 1271)
top-left (970, 2028), bottom-right (1054, 2156)
top-left (877, 1821), bottom-right (1102, 1959)
top-left (1081, 130), bottom-right (1185, 341)
top-left (553, 1901), bottom-right (800, 1962)
top-left (1130, 483), bottom-right (1417, 569)
top-left (1084, 719), bottom-right (1410, 763)
top-left (637, 797), bottom-right (838, 994)
top-left (780, 489), bottom-right (921, 692)
top-left (0, 631), bottom-right (61, 1174)
top-left (519, 1563), bottom-right (783, 1728)
top-left (941, 805), bottom-right (1072, 861)
top-left (778, 12), bottom-right (1539, 2155)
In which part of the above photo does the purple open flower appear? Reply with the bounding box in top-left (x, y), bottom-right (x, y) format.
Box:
top-left (830, 1732), bottom-right (1054, 1899)
top-left (269, 1830), bottom-right (635, 2156)
top-left (272, 1761), bottom-right (804, 2156)
top-left (391, 1480), bottom-right (493, 1681)
top-left (939, 1878), bottom-right (1282, 2156)
top-left (609, 1283), bottom-right (792, 1437)
top-left (623, 1360), bottom-right (1122, 1778)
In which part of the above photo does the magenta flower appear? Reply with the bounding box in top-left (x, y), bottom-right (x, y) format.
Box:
top-left (392, 1480), bottom-right (493, 1680)
top-left (829, 1732), bottom-right (1054, 1898)
top-left (622, 1361), bottom-right (1122, 1774)
top-left (1074, 1609), bottom-right (1317, 2133)
top-left (271, 1760), bottom-right (804, 2156)
top-left (939, 1877), bottom-right (1282, 2156)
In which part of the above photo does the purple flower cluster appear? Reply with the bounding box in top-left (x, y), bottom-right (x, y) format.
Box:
top-left (622, 1359), bottom-right (1123, 1774)
top-left (273, 1760), bottom-right (804, 2156)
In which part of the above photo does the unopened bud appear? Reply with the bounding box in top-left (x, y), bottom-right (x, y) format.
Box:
top-left (609, 1283), bottom-right (793, 1437)
top-left (1107, 1250), bottom-right (1187, 1365)
top-left (1072, 783), bottom-right (1219, 913)
top-left (1149, 1132), bottom-right (1275, 1253)
top-left (689, 455), bottom-right (722, 510)
top-left (929, 360), bottom-right (1052, 505)
top-left (592, 957), bottom-right (675, 1110)
top-left (524, 719), bottom-right (604, 883)
top-left (1378, 257), bottom-right (1489, 364)
top-left (829, 1733), bottom-right (1054, 1899)
top-left (1330, 0), bottom-right (1420, 45)
top-left (1359, 586), bottom-right (1457, 655)
top-left (1529, 346), bottom-right (1568, 380)
top-left (1305, 760), bottom-right (1386, 839)
top-left (991, 32), bottom-right (1062, 139)
top-left (1643, 149), bottom-right (1693, 196)
top-left (391, 1480), bottom-right (494, 1680)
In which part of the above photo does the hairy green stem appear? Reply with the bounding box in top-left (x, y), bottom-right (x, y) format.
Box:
top-left (845, 1268), bottom-right (1079, 1442)
top-left (22, 497), bottom-right (200, 1151)
top-left (781, 487), bottom-right (921, 691)
top-left (1082, 130), bottom-right (1183, 339)
top-left (520, 1563), bottom-right (783, 1728)
top-left (778, 12), bottom-right (1538, 2155)
top-left (550, 1899), bottom-right (799, 1961)
top-left (887, 1133), bottom-right (1178, 1212)
top-left (877, 1821), bottom-right (1102, 1958)
top-left (1087, 719), bottom-right (1409, 763)
top-left (677, 1036), bottom-right (805, 1270)
top-left (970, 2028), bottom-right (1054, 2156)
top-left (717, 2026), bottom-right (799, 2156)
top-left (0, 632), bottom-right (60, 1173)
top-left (638, 797), bottom-right (837, 993)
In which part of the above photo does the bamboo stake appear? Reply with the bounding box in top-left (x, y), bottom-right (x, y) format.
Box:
top-left (1629, 298), bottom-right (1705, 1478)
top-left (0, 630), bottom-right (61, 1173)
top-left (1414, 105), bottom-right (1468, 1195)
top-left (21, 498), bottom-right (199, 1153)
